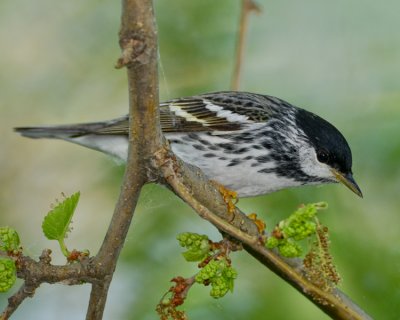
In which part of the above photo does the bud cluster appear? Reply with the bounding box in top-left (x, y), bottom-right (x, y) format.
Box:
top-left (266, 202), bottom-right (328, 257)
top-left (195, 259), bottom-right (237, 298)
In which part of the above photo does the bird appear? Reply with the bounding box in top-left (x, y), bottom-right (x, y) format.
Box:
top-left (15, 91), bottom-right (362, 198)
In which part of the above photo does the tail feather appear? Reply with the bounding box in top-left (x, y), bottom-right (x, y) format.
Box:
top-left (14, 119), bottom-right (122, 140)
top-left (14, 121), bottom-right (129, 161)
top-left (15, 125), bottom-right (87, 139)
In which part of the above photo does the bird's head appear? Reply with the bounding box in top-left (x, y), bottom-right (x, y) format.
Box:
top-left (295, 108), bottom-right (363, 197)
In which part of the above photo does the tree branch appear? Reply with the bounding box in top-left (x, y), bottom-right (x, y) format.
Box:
top-left (1, 249), bottom-right (94, 319)
top-left (243, 246), bottom-right (373, 320)
top-left (153, 147), bottom-right (260, 239)
top-left (86, 0), bottom-right (161, 318)
top-left (1, 283), bottom-right (38, 320)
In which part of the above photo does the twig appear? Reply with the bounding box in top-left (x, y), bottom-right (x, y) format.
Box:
top-left (231, 0), bottom-right (261, 90)
top-left (86, 282), bottom-right (112, 320)
top-left (156, 276), bottom-right (196, 319)
top-left (153, 147), bottom-right (260, 238)
top-left (1, 249), bottom-right (94, 319)
top-left (244, 246), bottom-right (373, 320)
top-left (1, 283), bottom-right (39, 320)
top-left (86, 0), bottom-right (160, 319)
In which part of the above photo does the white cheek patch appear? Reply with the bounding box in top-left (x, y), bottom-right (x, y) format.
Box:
top-left (298, 146), bottom-right (333, 180)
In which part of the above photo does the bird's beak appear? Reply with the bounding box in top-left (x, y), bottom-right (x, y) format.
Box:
top-left (331, 169), bottom-right (363, 198)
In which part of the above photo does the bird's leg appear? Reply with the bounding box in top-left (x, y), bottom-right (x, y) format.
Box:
top-left (210, 180), bottom-right (238, 214)
top-left (210, 181), bottom-right (266, 235)
top-left (247, 213), bottom-right (266, 234)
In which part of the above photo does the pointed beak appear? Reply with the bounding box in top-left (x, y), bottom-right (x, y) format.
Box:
top-left (331, 169), bottom-right (363, 198)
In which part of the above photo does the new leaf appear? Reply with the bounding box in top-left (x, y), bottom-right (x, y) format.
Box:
top-left (42, 192), bottom-right (80, 256)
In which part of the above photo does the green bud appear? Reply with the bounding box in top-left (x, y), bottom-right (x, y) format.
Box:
top-left (279, 241), bottom-right (302, 258)
top-left (0, 227), bottom-right (20, 252)
top-left (0, 258), bottom-right (16, 292)
top-left (266, 202), bottom-right (328, 257)
top-left (210, 280), bottom-right (229, 298)
top-left (266, 236), bottom-right (279, 249)
top-left (177, 232), bottom-right (211, 262)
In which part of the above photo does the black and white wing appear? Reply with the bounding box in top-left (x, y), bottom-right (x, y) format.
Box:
top-left (160, 91), bottom-right (278, 133)
top-left (160, 97), bottom-right (249, 133)
top-left (15, 92), bottom-right (285, 138)
top-left (92, 91), bottom-right (280, 135)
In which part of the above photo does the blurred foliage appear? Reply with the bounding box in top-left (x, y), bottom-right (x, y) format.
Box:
top-left (1, 0), bottom-right (399, 319)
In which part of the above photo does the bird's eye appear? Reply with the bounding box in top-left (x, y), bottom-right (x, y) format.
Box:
top-left (317, 150), bottom-right (329, 163)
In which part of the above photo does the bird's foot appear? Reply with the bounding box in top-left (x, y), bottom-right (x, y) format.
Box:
top-left (211, 181), bottom-right (238, 214)
top-left (247, 213), bottom-right (266, 234)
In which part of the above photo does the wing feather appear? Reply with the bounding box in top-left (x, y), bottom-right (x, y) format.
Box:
top-left (159, 98), bottom-right (253, 133)
top-left (86, 92), bottom-right (279, 135)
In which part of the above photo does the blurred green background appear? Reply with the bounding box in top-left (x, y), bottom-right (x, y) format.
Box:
top-left (1, 0), bottom-right (399, 319)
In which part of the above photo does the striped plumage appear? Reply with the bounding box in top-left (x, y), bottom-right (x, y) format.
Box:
top-left (15, 91), bottom-right (362, 197)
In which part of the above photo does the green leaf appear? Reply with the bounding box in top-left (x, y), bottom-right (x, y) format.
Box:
top-left (42, 192), bottom-right (80, 255)
top-left (182, 248), bottom-right (207, 262)
top-left (0, 258), bottom-right (16, 292)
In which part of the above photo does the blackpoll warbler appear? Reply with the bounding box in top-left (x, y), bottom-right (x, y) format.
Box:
top-left (15, 91), bottom-right (362, 198)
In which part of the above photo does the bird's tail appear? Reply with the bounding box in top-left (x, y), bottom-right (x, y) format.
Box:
top-left (14, 118), bottom-right (129, 161)
top-left (14, 126), bottom-right (84, 139)
top-left (14, 122), bottom-right (107, 140)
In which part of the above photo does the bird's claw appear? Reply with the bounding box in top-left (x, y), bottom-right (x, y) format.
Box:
top-left (247, 213), bottom-right (266, 234)
top-left (211, 181), bottom-right (238, 214)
